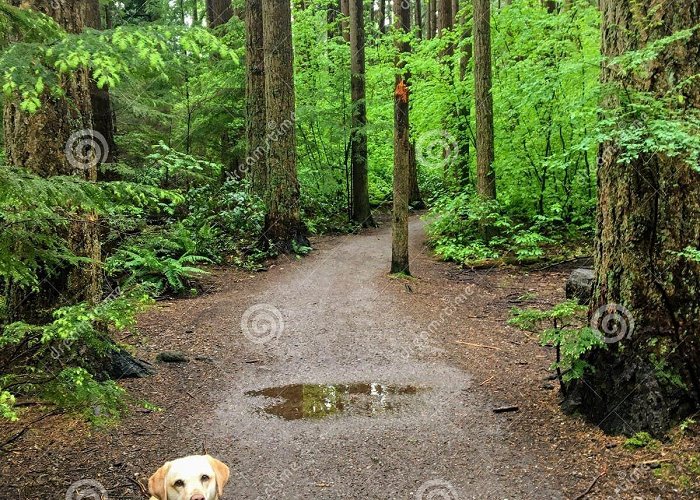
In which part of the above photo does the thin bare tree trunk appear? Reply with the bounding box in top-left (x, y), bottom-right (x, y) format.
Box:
top-left (473, 0), bottom-right (496, 200)
top-left (428, 0), bottom-right (436, 39)
top-left (415, 0), bottom-right (423, 40)
top-left (391, 0), bottom-right (411, 274)
top-left (378, 0), bottom-right (387, 34)
top-left (340, 0), bottom-right (350, 41)
top-left (349, 0), bottom-right (372, 226)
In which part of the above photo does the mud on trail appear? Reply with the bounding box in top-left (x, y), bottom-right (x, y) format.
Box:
top-left (1, 216), bottom-right (692, 499)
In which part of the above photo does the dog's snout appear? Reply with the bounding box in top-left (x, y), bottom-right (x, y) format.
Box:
top-left (190, 495), bottom-right (205, 500)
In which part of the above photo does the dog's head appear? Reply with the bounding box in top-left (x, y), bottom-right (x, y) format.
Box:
top-left (148, 455), bottom-right (230, 500)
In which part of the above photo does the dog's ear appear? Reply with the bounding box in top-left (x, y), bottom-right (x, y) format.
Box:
top-left (206, 455), bottom-right (230, 497)
top-left (148, 462), bottom-right (171, 500)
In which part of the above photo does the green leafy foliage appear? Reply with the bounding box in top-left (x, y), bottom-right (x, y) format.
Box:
top-left (1, 289), bottom-right (152, 422)
top-left (509, 300), bottom-right (603, 383)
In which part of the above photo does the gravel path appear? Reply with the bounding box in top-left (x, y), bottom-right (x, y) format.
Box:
top-left (202, 219), bottom-right (564, 499)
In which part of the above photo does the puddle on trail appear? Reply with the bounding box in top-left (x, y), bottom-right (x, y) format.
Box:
top-left (245, 383), bottom-right (421, 420)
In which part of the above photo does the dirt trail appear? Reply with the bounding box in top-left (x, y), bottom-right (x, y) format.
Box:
top-left (4, 216), bottom-right (620, 499)
top-left (197, 218), bottom-right (563, 499)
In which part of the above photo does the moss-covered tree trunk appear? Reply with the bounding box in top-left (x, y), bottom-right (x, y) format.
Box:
top-left (4, 0), bottom-right (101, 323)
top-left (391, 0), bottom-right (411, 275)
top-left (565, 0), bottom-right (700, 436)
top-left (261, 0), bottom-right (306, 252)
top-left (349, 0), bottom-right (372, 226)
top-left (245, 0), bottom-right (267, 196)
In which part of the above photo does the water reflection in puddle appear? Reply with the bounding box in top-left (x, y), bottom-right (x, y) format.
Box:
top-left (245, 383), bottom-right (420, 420)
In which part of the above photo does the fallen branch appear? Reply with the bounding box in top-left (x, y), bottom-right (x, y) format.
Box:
top-left (493, 406), bottom-right (519, 413)
top-left (572, 472), bottom-right (605, 500)
top-left (0, 427), bottom-right (27, 450)
top-left (455, 341), bottom-right (502, 351)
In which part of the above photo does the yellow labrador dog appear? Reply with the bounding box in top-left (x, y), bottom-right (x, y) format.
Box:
top-left (148, 455), bottom-right (230, 500)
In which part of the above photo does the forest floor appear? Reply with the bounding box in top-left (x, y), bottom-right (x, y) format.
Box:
top-left (1, 214), bottom-right (698, 499)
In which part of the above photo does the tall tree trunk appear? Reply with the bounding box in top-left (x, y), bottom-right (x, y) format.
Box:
top-left (349, 0), bottom-right (372, 226)
top-left (414, 0), bottom-right (423, 40)
top-left (340, 0), bottom-right (350, 41)
top-left (428, 0), bottom-right (436, 39)
top-left (565, 0), bottom-right (700, 436)
top-left (454, 3), bottom-right (471, 187)
top-left (391, 0), bottom-right (411, 274)
top-left (261, 0), bottom-right (306, 252)
top-left (408, 141), bottom-right (424, 208)
top-left (206, 0), bottom-right (233, 27)
top-left (245, 0), bottom-right (267, 196)
top-left (328, 0), bottom-right (340, 38)
top-left (86, 0), bottom-right (117, 176)
top-left (473, 0), bottom-right (496, 200)
top-left (378, 0), bottom-right (387, 34)
top-left (4, 0), bottom-right (101, 324)
top-left (437, 0), bottom-right (452, 35)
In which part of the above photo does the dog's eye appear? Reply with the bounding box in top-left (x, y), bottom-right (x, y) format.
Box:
top-left (174, 479), bottom-right (185, 488)
top-left (201, 474), bottom-right (210, 482)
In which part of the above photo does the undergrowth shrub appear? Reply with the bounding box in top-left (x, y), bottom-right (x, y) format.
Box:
top-left (509, 300), bottom-right (604, 387)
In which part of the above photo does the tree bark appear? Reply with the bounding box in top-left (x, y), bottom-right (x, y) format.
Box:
top-left (245, 0), bottom-right (267, 196)
top-left (454, 3), bottom-right (471, 187)
top-left (378, 0), bottom-right (387, 34)
top-left (428, 0), bottom-right (436, 39)
top-left (86, 0), bottom-right (117, 175)
top-left (473, 0), bottom-right (496, 200)
top-left (340, 0), bottom-right (350, 42)
top-left (206, 0), bottom-right (234, 28)
top-left (261, 0), bottom-right (306, 252)
top-left (414, 0), bottom-right (423, 40)
top-left (391, 0), bottom-right (411, 274)
top-left (4, 0), bottom-right (101, 323)
top-left (349, 0), bottom-right (372, 226)
top-left (328, 0), bottom-right (340, 38)
top-left (437, 0), bottom-right (452, 35)
top-left (565, 0), bottom-right (700, 436)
